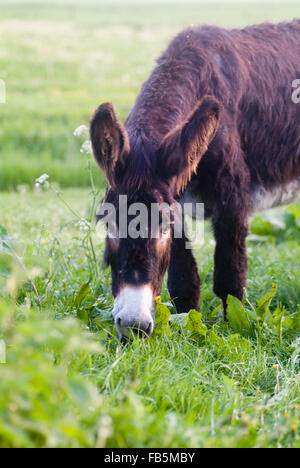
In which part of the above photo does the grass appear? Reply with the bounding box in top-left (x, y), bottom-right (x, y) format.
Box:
top-left (0, 0), bottom-right (299, 449)
top-left (0, 183), bottom-right (299, 448)
top-left (0, 1), bottom-right (300, 189)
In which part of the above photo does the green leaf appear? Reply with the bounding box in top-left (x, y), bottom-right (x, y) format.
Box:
top-left (74, 281), bottom-right (91, 308)
top-left (256, 284), bottom-right (277, 322)
top-left (77, 308), bottom-right (90, 325)
top-left (169, 313), bottom-right (188, 330)
top-left (227, 295), bottom-right (252, 337)
top-left (185, 309), bottom-right (207, 336)
top-left (268, 306), bottom-right (300, 338)
top-left (153, 297), bottom-right (171, 337)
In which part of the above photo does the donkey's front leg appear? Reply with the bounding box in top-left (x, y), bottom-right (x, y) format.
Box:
top-left (167, 235), bottom-right (200, 313)
top-left (212, 200), bottom-right (249, 317)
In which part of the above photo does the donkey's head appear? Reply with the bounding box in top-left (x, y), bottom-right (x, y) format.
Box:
top-left (90, 97), bottom-right (220, 340)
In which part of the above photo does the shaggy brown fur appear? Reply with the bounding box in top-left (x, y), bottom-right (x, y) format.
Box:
top-left (91, 20), bottom-right (300, 323)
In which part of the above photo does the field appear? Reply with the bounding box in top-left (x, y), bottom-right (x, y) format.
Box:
top-left (0, 0), bottom-right (300, 449)
top-left (1, 0), bottom-right (300, 189)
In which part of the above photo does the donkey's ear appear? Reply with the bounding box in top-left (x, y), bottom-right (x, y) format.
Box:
top-left (158, 96), bottom-right (220, 193)
top-left (90, 103), bottom-right (129, 188)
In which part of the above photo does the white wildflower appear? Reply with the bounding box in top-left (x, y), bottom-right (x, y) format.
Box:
top-left (80, 139), bottom-right (92, 155)
top-left (35, 173), bottom-right (49, 186)
top-left (73, 124), bottom-right (88, 137)
top-left (76, 218), bottom-right (91, 232)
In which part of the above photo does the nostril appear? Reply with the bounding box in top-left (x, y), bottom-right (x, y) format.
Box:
top-left (132, 323), bottom-right (152, 338)
top-left (145, 321), bottom-right (152, 335)
top-left (116, 316), bottom-right (122, 327)
top-left (136, 320), bottom-right (153, 338)
top-left (115, 315), bottom-right (153, 340)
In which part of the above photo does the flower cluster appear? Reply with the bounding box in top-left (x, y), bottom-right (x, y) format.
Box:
top-left (73, 125), bottom-right (88, 137)
top-left (80, 140), bottom-right (92, 155)
top-left (35, 173), bottom-right (50, 189)
top-left (76, 218), bottom-right (91, 232)
top-left (74, 125), bottom-right (92, 155)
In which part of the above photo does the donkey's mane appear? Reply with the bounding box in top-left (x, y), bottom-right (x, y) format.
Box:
top-left (122, 19), bottom-right (300, 192)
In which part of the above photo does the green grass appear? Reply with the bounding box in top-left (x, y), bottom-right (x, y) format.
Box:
top-left (0, 1), bottom-right (300, 189)
top-left (0, 185), bottom-right (299, 448)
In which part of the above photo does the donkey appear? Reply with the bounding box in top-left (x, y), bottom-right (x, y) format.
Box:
top-left (90, 20), bottom-right (300, 340)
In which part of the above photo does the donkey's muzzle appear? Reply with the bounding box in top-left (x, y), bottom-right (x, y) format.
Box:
top-left (112, 285), bottom-right (155, 341)
top-left (116, 316), bottom-right (154, 339)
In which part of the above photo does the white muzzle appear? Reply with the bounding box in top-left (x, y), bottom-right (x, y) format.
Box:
top-left (112, 285), bottom-right (155, 339)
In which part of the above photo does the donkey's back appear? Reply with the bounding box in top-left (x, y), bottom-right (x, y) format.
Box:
top-left (151, 21), bottom-right (300, 211)
top-left (127, 20), bottom-right (300, 197)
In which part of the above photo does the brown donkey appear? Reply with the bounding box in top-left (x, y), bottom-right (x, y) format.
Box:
top-left (90, 20), bottom-right (300, 340)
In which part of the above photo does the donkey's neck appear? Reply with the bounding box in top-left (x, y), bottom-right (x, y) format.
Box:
top-left (125, 58), bottom-right (199, 150)
top-left (122, 53), bottom-right (201, 190)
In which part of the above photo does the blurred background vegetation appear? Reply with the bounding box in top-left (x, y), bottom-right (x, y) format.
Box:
top-left (0, 0), bottom-right (300, 190)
